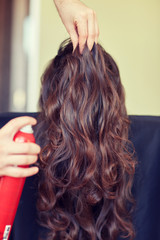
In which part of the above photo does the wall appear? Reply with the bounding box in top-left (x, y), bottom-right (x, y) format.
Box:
top-left (39, 0), bottom-right (160, 115)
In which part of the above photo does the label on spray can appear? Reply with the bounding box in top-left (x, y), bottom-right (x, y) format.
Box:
top-left (3, 225), bottom-right (11, 240)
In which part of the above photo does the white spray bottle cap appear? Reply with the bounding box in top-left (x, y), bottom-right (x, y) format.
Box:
top-left (20, 125), bottom-right (33, 134)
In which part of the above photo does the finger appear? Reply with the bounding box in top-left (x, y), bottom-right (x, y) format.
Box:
top-left (95, 14), bottom-right (99, 44)
top-left (0, 154), bottom-right (38, 169)
top-left (6, 155), bottom-right (38, 166)
top-left (0, 166), bottom-right (39, 178)
top-left (0, 116), bottom-right (37, 139)
top-left (5, 142), bottom-right (40, 155)
top-left (87, 10), bottom-right (96, 51)
top-left (68, 27), bottom-right (79, 52)
top-left (76, 18), bottom-right (88, 54)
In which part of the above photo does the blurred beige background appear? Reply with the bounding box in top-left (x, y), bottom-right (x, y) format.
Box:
top-left (39, 0), bottom-right (160, 116)
top-left (0, 0), bottom-right (159, 115)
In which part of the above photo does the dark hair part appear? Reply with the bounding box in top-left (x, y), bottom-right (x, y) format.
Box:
top-left (36, 39), bottom-right (136, 240)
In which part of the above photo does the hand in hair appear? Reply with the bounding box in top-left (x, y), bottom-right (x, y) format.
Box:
top-left (54, 0), bottom-right (99, 53)
top-left (0, 117), bottom-right (40, 177)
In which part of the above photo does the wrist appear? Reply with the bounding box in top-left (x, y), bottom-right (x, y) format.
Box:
top-left (53, 0), bottom-right (65, 6)
top-left (54, 0), bottom-right (80, 6)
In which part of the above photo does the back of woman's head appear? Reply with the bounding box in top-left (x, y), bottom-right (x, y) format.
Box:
top-left (37, 39), bottom-right (136, 240)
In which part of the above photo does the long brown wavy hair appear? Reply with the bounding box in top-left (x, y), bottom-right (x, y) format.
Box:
top-left (36, 39), bottom-right (136, 240)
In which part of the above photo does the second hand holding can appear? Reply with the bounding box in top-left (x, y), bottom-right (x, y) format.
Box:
top-left (0, 125), bottom-right (36, 240)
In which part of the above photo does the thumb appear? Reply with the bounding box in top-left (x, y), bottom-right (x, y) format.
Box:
top-left (0, 116), bottom-right (37, 140)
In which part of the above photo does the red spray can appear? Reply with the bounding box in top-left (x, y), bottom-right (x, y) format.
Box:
top-left (0, 125), bottom-right (35, 240)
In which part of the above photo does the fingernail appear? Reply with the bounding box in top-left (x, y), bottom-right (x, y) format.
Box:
top-left (87, 41), bottom-right (94, 51)
top-left (95, 38), bottom-right (98, 44)
top-left (72, 44), bottom-right (76, 53)
top-left (79, 45), bottom-right (85, 54)
top-left (34, 167), bottom-right (39, 174)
